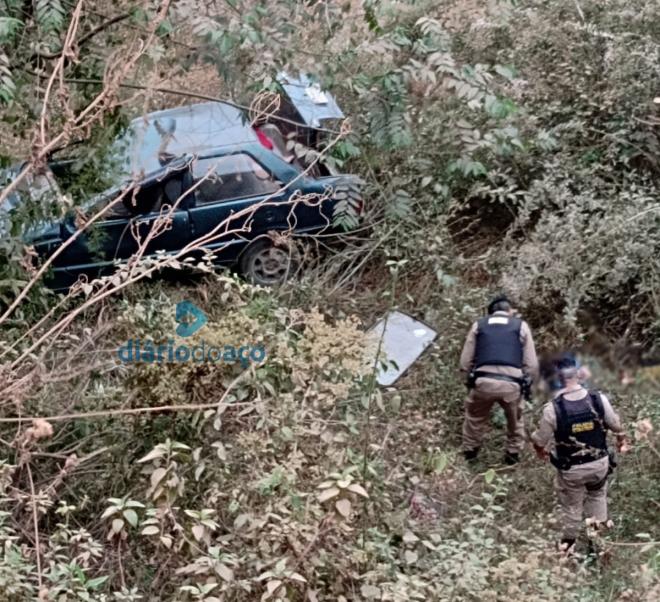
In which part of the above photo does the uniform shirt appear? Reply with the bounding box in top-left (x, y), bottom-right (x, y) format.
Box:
top-left (531, 385), bottom-right (623, 451)
top-left (459, 311), bottom-right (539, 381)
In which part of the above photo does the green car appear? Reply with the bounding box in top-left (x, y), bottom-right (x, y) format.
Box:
top-left (1, 77), bottom-right (362, 290)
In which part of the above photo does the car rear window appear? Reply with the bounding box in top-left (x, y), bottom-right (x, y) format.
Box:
top-left (192, 154), bottom-right (280, 204)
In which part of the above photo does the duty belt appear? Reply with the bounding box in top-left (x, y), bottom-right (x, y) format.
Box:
top-left (550, 450), bottom-right (608, 471)
top-left (472, 370), bottom-right (524, 385)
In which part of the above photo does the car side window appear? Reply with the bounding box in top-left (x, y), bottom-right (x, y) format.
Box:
top-left (88, 192), bottom-right (131, 220)
top-left (126, 181), bottom-right (173, 215)
top-left (192, 154), bottom-right (280, 204)
top-left (125, 185), bottom-right (159, 215)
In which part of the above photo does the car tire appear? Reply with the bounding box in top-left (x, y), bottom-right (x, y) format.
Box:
top-left (238, 238), bottom-right (299, 286)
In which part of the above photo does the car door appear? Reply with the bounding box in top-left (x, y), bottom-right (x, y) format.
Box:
top-left (53, 171), bottom-right (191, 288)
top-left (118, 171), bottom-right (191, 261)
top-left (53, 192), bottom-right (133, 287)
top-left (186, 152), bottom-right (287, 264)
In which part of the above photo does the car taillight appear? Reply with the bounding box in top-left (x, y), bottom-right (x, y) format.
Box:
top-left (255, 127), bottom-right (274, 150)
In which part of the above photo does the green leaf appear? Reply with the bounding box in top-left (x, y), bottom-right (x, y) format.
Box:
top-left (156, 19), bottom-right (173, 36)
top-left (101, 506), bottom-right (119, 519)
top-left (494, 64), bottom-right (516, 80)
top-left (0, 53), bottom-right (15, 105)
top-left (35, 0), bottom-right (66, 34)
top-left (123, 509), bottom-right (139, 527)
top-left (124, 500), bottom-right (145, 509)
top-left (87, 576), bottom-right (109, 590)
top-left (0, 17), bottom-right (23, 43)
top-left (131, 7), bottom-right (148, 24)
top-left (484, 469), bottom-right (496, 484)
top-left (171, 442), bottom-right (191, 451)
top-left (246, 28), bottom-right (260, 44)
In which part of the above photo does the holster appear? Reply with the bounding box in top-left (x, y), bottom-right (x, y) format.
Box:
top-left (550, 453), bottom-right (572, 471)
top-left (466, 371), bottom-right (477, 390)
top-left (607, 448), bottom-right (618, 475)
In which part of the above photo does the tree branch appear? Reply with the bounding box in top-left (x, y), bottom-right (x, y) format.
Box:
top-left (31, 12), bottom-right (132, 61)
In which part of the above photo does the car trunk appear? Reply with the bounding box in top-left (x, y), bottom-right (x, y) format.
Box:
top-left (254, 73), bottom-right (346, 178)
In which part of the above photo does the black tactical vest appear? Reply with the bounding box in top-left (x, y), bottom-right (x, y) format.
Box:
top-left (553, 391), bottom-right (608, 465)
top-left (473, 315), bottom-right (523, 369)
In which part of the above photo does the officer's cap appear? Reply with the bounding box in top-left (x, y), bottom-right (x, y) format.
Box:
top-left (556, 353), bottom-right (579, 381)
top-left (555, 353), bottom-right (578, 370)
top-left (487, 294), bottom-right (511, 315)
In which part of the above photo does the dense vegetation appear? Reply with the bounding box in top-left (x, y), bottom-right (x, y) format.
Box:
top-left (0, 1), bottom-right (659, 600)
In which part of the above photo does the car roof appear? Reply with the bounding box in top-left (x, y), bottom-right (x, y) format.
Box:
top-left (118, 102), bottom-right (258, 178)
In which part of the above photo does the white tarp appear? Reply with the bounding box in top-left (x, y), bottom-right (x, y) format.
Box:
top-left (366, 311), bottom-right (437, 386)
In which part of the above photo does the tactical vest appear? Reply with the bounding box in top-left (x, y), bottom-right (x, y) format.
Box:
top-left (473, 315), bottom-right (523, 369)
top-left (553, 391), bottom-right (608, 466)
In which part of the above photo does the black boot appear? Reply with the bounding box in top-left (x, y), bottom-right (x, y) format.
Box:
top-left (559, 538), bottom-right (576, 554)
top-left (463, 448), bottom-right (480, 462)
top-left (504, 451), bottom-right (520, 465)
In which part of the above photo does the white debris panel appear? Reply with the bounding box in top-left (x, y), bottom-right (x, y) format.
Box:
top-left (366, 311), bottom-right (437, 386)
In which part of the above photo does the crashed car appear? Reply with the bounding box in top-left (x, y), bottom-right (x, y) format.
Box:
top-left (0, 74), bottom-right (362, 290)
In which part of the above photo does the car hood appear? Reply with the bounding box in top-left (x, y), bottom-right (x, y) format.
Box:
top-left (24, 221), bottom-right (62, 245)
top-left (0, 164), bottom-right (65, 238)
top-left (0, 163), bottom-right (26, 214)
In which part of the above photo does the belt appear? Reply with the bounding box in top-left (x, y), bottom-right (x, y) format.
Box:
top-left (568, 452), bottom-right (607, 466)
top-left (552, 450), bottom-right (608, 470)
top-left (473, 371), bottom-right (524, 386)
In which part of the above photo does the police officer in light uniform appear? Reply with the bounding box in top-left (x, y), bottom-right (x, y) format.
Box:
top-left (460, 295), bottom-right (539, 464)
top-left (531, 355), bottom-right (627, 551)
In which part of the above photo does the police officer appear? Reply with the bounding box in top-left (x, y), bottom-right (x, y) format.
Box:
top-left (540, 351), bottom-right (592, 395)
top-left (460, 294), bottom-right (539, 464)
top-left (531, 355), bottom-right (628, 551)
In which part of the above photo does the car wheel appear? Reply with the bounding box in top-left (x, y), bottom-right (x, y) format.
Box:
top-left (239, 239), bottom-right (299, 286)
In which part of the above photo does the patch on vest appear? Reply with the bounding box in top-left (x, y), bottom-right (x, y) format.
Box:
top-left (487, 317), bottom-right (509, 325)
top-left (571, 421), bottom-right (595, 433)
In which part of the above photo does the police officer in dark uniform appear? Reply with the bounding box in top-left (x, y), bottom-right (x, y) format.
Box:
top-left (460, 295), bottom-right (539, 464)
